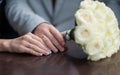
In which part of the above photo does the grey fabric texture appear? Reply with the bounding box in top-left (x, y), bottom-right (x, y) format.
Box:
top-left (5, 0), bottom-right (120, 35)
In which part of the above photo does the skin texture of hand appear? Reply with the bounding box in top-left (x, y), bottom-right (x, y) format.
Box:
top-left (0, 33), bottom-right (52, 56)
top-left (33, 23), bottom-right (65, 53)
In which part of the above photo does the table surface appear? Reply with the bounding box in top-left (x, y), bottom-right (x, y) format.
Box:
top-left (0, 40), bottom-right (120, 75)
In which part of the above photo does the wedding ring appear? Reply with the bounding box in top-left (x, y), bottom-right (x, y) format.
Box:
top-left (41, 34), bottom-right (45, 39)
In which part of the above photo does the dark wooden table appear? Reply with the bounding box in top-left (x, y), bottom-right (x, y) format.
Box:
top-left (0, 40), bottom-right (120, 75)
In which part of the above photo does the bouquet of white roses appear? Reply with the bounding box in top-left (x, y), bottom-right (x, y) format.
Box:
top-left (74, 0), bottom-right (120, 61)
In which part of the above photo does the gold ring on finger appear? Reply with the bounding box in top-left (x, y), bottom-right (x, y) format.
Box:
top-left (41, 34), bottom-right (45, 39)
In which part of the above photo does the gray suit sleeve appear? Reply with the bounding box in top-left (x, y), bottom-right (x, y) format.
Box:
top-left (5, 0), bottom-right (48, 35)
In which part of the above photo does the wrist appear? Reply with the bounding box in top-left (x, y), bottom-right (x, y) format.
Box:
top-left (0, 39), bottom-right (11, 52)
top-left (32, 22), bottom-right (50, 34)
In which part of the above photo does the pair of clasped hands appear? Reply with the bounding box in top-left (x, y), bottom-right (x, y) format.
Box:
top-left (3, 23), bottom-right (65, 56)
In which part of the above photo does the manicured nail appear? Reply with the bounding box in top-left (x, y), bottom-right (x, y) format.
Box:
top-left (46, 50), bottom-right (52, 55)
top-left (39, 53), bottom-right (43, 56)
top-left (49, 50), bottom-right (52, 54)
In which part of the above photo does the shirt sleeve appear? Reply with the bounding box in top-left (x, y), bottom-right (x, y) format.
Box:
top-left (5, 0), bottom-right (48, 35)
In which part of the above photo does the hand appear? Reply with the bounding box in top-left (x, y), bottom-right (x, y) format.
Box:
top-left (4, 33), bottom-right (52, 56)
top-left (33, 23), bottom-right (65, 53)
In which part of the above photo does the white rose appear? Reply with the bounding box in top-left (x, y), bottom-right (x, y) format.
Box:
top-left (113, 35), bottom-right (120, 51)
top-left (80, 0), bottom-right (97, 10)
top-left (103, 36), bottom-right (115, 57)
top-left (74, 25), bottom-right (94, 45)
top-left (75, 9), bottom-right (97, 25)
top-left (88, 53), bottom-right (106, 61)
top-left (93, 24), bottom-right (106, 38)
top-left (85, 37), bottom-right (104, 55)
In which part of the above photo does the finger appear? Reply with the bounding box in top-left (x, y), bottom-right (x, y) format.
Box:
top-left (23, 39), bottom-right (51, 55)
top-left (44, 32), bottom-right (64, 52)
top-left (24, 33), bottom-right (49, 51)
top-left (32, 32), bottom-right (50, 50)
top-left (41, 34), bottom-right (58, 53)
top-left (49, 25), bottom-right (65, 46)
top-left (20, 45), bottom-right (43, 56)
top-left (28, 33), bottom-right (50, 51)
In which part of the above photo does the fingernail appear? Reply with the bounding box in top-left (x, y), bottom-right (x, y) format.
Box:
top-left (39, 53), bottom-right (43, 56)
top-left (48, 50), bottom-right (52, 54)
top-left (46, 50), bottom-right (52, 55)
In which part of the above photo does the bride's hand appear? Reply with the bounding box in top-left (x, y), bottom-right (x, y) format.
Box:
top-left (3, 33), bottom-right (52, 56)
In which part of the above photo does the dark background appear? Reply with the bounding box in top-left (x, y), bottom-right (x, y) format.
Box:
top-left (0, 0), bottom-right (18, 39)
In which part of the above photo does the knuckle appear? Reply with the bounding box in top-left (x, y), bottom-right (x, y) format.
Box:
top-left (26, 43), bottom-right (31, 48)
top-left (21, 35), bottom-right (29, 40)
top-left (42, 28), bottom-right (47, 32)
top-left (24, 34), bottom-right (29, 38)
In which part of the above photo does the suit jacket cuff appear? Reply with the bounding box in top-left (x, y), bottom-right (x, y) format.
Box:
top-left (19, 15), bottom-right (49, 35)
